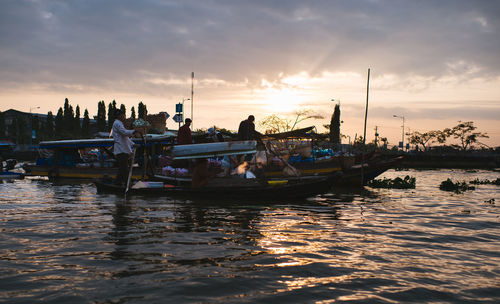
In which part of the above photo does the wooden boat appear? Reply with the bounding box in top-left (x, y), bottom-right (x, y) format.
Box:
top-left (259, 128), bottom-right (402, 185)
top-left (94, 174), bottom-right (339, 199)
top-left (0, 171), bottom-right (25, 180)
top-left (26, 136), bottom-right (174, 179)
top-left (336, 156), bottom-right (403, 185)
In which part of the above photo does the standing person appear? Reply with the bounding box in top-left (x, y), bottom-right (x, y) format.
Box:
top-left (112, 109), bottom-right (140, 186)
top-left (177, 118), bottom-right (192, 145)
top-left (238, 115), bottom-right (261, 140)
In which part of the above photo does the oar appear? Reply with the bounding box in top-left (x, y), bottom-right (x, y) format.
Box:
top-left (125, 147), bottom-right (137, 194)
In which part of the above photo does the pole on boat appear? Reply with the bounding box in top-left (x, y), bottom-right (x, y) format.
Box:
top-left (361, 68), bottom-right (370, 186)
top-left (142, 133), bottom-right (147, 180)
top-left (125, 147), bottom-right (137, 194)
top-left (191, 72), bottom-right (194, 129)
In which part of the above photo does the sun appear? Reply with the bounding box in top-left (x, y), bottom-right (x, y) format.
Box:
top-left (262, 87), bottom-right (304, 113)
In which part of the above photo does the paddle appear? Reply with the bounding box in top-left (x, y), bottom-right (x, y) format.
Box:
top-left (125, 147), bottom-right (137, 194)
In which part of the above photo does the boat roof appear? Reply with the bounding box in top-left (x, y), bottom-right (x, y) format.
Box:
top-left (262, 126), bottom-right (318, 139)
top-left (38, 135), bottom-right (174, 149)
top-left (171, 140), bottom-right (257, 160)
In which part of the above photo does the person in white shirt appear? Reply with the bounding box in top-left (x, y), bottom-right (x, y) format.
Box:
top-left (112, 109), bottom-right (141, 186)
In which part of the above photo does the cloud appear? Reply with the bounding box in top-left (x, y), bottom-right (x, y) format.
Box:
top-left (1, 0), bottom-right (500, 92)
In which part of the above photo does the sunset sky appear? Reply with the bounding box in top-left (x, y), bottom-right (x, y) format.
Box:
top-left (1, 0), bottom-right (499, 147)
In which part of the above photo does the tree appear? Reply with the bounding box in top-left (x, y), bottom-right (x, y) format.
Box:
top-left (138, 102), bottom-right (147, 119)
top-left (0, 111), bottom-right (5, 139)
top-left (107, 100), bottom-right (117, 130)
top-left (329, 104), bottom-right (341, 144)
top-left (97, 101), bottom-right (106, 132)
top-left (44, 111), bottom-right (54, 140)
top-left (120, 104), bottom-right (126, 117)
top-left (55, 107), bottom-right (64, 138)
top-left (74, 105), bottom-right (81, 138)
top-left (63, 98), bottom-right (75, 133)
top-left (131, 106), bottom-right (136, 119)
top-left (407, 130), bottom-right (444, 151)
top-left (259, 109), bottom-right (323, 134)
top-left (448, 121), bottom-right (489, 151)
top-left (82, 109), bottom-right (90, 138)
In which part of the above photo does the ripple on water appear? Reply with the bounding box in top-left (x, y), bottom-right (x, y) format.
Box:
top-left (0, 170), bottom-right (499, 303)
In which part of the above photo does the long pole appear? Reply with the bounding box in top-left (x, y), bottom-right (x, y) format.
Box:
top-left (402, 116), bottom-right (405, 151)
top-left (361, 68), bottom-right (370, 186)
top-left (191, 72), bottom-right (194, 129)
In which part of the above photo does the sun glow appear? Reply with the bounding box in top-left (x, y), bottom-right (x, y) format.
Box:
top-left (260, 87), bottom-right (305, 113)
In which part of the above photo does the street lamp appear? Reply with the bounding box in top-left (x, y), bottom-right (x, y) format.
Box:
top-left (29, 106), bottom-right (40, 149)
top-left (393, 114), bottom-right (405, 151)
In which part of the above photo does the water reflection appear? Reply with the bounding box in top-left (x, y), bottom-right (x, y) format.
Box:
top-left (0, 170), bottom-right (499, 303)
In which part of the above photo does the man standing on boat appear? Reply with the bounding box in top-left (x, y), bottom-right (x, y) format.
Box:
top-left (112, 109), bottom-right (141, 186)
top-left (177, 118), bottom-right (192, 145)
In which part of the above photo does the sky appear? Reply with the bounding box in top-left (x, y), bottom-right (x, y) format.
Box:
top-left (1, 0), bottom-right (499, 147)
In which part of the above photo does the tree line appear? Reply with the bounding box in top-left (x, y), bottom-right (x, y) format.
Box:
top-left (407, 121), bottom-right (489, 151)
top-left (0, 98), bottom-right (148, 143)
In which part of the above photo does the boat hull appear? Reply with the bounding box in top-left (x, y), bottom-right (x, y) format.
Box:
top-left (94, 174), bottom-right (339, 200)
top-left (0, 171), bottom-right (25, 180)
top-left (27, 165), bottom-right (144, 180)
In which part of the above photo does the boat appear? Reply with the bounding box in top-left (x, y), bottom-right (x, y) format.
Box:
top-left (0, 171), bottom-right (25, 180)
top-left (259, 128), bottom-right (402, 185)
top-left (94, 174), bottom-right (338, 199)
top-left (26, 136), bottom-right (174, 179)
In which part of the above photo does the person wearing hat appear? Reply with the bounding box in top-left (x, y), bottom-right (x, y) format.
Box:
top-left (177, 118), bottom-right (192, 145)
top-left (112, 109), bottom-right (141, 186)
top-left (208, 127), bottom-right (224, 142)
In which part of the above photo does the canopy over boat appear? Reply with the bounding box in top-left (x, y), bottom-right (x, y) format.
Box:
top-left (38, 135), bottom-right (174, 149)
top-left (171, 140), bottom-right (257, 160)
top-left (262, 126), bottom-right (326, 139)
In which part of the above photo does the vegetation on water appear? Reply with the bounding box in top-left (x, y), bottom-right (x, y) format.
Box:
top-left (439, 178), bottom-right (475, 193)
top-left (469, 178), bottom-right (500, 185)
top-left (368, 175), bottom-right (416, 189)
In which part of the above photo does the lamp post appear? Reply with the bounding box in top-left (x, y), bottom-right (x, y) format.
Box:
top-left (183, 97), bottom-right (190, 121)
top-left (29, 106), bottom-right (40, 149)
top-left (393, 114), bottom-right (405, 151)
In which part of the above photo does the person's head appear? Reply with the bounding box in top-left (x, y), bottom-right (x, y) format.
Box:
top-left (248, 115), bottom-right (255, 122)
top-left (185, 118), bottom-right (192, 126)
top-left (208, 127), bottom-right (215, 135)
top-left (115, 109), bottom-right (125, 121)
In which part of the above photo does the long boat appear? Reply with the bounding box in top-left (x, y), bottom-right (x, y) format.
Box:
top-left (26, 136), bottom-right (174, 179)
top-left (0, 171), bottom-right (25, 180)
top-left (260, 127), bottom-right (402, 185)
top-left (94, 174), bottom-right (338, 200)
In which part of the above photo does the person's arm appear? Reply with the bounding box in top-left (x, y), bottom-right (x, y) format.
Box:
top-left (114, 121), bottom-right (135, 137)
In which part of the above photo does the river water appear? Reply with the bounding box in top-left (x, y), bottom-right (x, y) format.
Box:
top-left (1, 169), bottom-right (499, 303)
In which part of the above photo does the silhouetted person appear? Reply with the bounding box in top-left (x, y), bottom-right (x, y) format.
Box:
top-left (238, 115), bottom-right (261, 140)
top-left (177, 118), bottom-right (193, 145)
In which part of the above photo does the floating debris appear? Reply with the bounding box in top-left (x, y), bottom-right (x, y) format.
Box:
top-left (439, 178), bottom-right (475, 193)
top-left (368, 175), bottom-right (416, 189)
top-left (485, 198), bottom-right (495, 204)
top-left (469, 178), bottom-right (500, 185)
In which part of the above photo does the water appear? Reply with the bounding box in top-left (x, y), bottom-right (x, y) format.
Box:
top-left (1, 169), bottom-right (499, 303)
